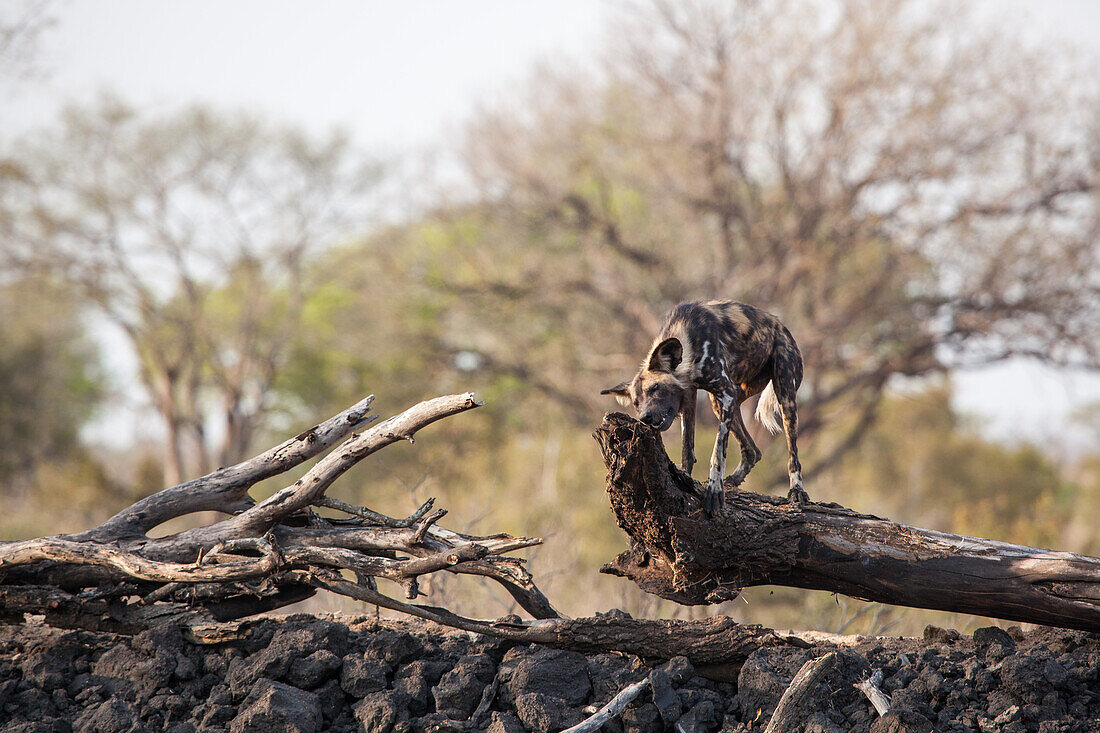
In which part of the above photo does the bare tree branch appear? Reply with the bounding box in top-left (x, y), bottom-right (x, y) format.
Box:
top-left (75, 395), bottom-right (377, 542)
top-left (0, 394), bottom-right (558, 623)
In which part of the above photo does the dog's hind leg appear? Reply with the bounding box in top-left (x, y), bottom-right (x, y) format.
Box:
top-left (680, 386), bottom-right (697, 475)
top-left (774, 334), bottom-right (807, 504)
top-left (778, 389), bottom-right (807, 504)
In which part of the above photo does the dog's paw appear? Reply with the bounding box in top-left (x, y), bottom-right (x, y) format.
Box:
top-left (787, 485), bottom-right (809, 505)
top-left (787, 471), bottom-right (808, 505)
top-left (703, 480), bottom-right (725, 515)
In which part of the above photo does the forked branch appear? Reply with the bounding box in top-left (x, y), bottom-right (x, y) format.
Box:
top-left (0, 393), bottom-right (559, 626)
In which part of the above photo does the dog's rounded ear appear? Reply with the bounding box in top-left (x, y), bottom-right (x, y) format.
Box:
top-left (600, 381), bottom-right (632, 407)
top-left (600, 381), bottom-right (631, 396)
top-left (648, 337), bottom-right (683, 372)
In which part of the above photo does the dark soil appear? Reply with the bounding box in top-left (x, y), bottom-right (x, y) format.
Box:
top-left (1, 613), bottom-right (1099, 732)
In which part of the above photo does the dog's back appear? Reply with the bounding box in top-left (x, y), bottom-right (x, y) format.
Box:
top-left (652, 300), bottom-right (794, 390)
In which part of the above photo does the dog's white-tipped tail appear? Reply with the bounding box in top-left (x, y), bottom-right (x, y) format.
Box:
top-left (754, 381), bottom-right (783, 435)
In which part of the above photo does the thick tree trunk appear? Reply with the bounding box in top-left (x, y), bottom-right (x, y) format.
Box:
top-left (162, 411), bottom-right (185, 489)
top-left (595, 412), bottom-right (1100, 632)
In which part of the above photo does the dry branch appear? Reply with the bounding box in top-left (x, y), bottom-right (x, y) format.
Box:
top-left (302, 568), bottom-right (814, 669)
top-left (0, 393), bottom-right (558, 627)
top-left (764, 652), bottom-right (838, 733)
top-left (595, 412), bottom-right (1100, 632)
top-left (855, 671), bottom-right (891, 717)
top-left (563, 677), bottom-right (651, 733)
top-left (74, 395), bottom-right (378, 542)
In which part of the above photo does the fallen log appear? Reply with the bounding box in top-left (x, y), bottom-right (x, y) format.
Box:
top-left (1, 400), bottom-right (885, 676)
top-left (0, 393), bottom-right (559, 628)
top-left (595, 412), bottom-right (1100, 632)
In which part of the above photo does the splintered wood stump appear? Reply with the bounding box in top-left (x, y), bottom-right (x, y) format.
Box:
top-left (594, 412), bottom-right (1100, 632)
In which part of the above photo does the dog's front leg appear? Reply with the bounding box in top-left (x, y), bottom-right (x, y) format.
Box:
top-left (704, 388), bottom-right (738, 514)
top-left (705, 419), bottom-right (729, 513)
top-left (680, 386), bottom-right (697, 475)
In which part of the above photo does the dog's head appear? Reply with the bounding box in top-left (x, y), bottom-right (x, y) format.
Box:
top-left (601, 337), bottom-right (687, 431)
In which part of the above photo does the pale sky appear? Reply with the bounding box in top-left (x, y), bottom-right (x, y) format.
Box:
top-left (8, 0), bottom-right (1100, 451)
top-left (9, 1), bottom-right (608, 150)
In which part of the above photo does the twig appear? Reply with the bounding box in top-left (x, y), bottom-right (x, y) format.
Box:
top-left (413, 508), bottom-right (448, 544)
top-left (313, 496), bottom-right (437, 528)
top-left (141, 582), bottom-right (185, 605)
top-left (425, 525), bottom-right (541, 555)
top-left (561, 678), bottom-right (652, 733)
top-left (404, 497), bottom-right (438, 524)
top-left (299, 569), bottom-right (544, 642)
top-left (764, 651), bottom-right (838, 733)
top-left (855, 670), bottom-right (890, 716)
top-left (469, 673), bottom-right (501, 728)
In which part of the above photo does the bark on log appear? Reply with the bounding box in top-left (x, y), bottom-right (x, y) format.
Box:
top-left (0, 582), bottom-right (314, 636)
top-left (595, 412), bottom-right (1100, 632)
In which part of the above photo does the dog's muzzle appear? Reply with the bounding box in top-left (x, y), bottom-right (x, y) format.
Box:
top-left (640, 411), bottom-right (676, 431)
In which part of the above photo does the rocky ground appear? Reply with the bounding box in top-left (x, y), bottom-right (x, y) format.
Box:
top-left (1, 612), bottom-right (1098, 732)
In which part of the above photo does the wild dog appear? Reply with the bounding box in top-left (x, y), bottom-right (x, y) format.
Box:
top-left (601, 300), bottom-right (806, 513)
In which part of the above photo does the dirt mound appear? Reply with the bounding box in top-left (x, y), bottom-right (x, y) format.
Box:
top-left (1, 614), bottom-right (1099, 732)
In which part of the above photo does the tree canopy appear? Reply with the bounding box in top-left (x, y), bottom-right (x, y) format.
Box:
top-left (345, 0), bottom-right (1100, 477)
top-left (5, 97), bottom-right (383, 485)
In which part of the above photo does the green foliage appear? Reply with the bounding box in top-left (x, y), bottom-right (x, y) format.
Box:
top-left (0, 276), bottom-right (102, 485)
top-left (829, 383), bottom-right (1077, 545)
top-left (0, 276), bottom-right (119, 540)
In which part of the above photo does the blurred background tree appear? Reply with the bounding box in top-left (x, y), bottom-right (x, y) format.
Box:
top-left (0, 276), bottom-right (111, 536)
top-left (0, 0), bottom-right (51, 98)
top-left (5, 97), bottom-right (382, 485)
top-left (0, 1), bottom-right (122, 537)
top-left (1, 0), bottom-right (1098, 633)
top-left (361, 0), bottom-right (1099, 480)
